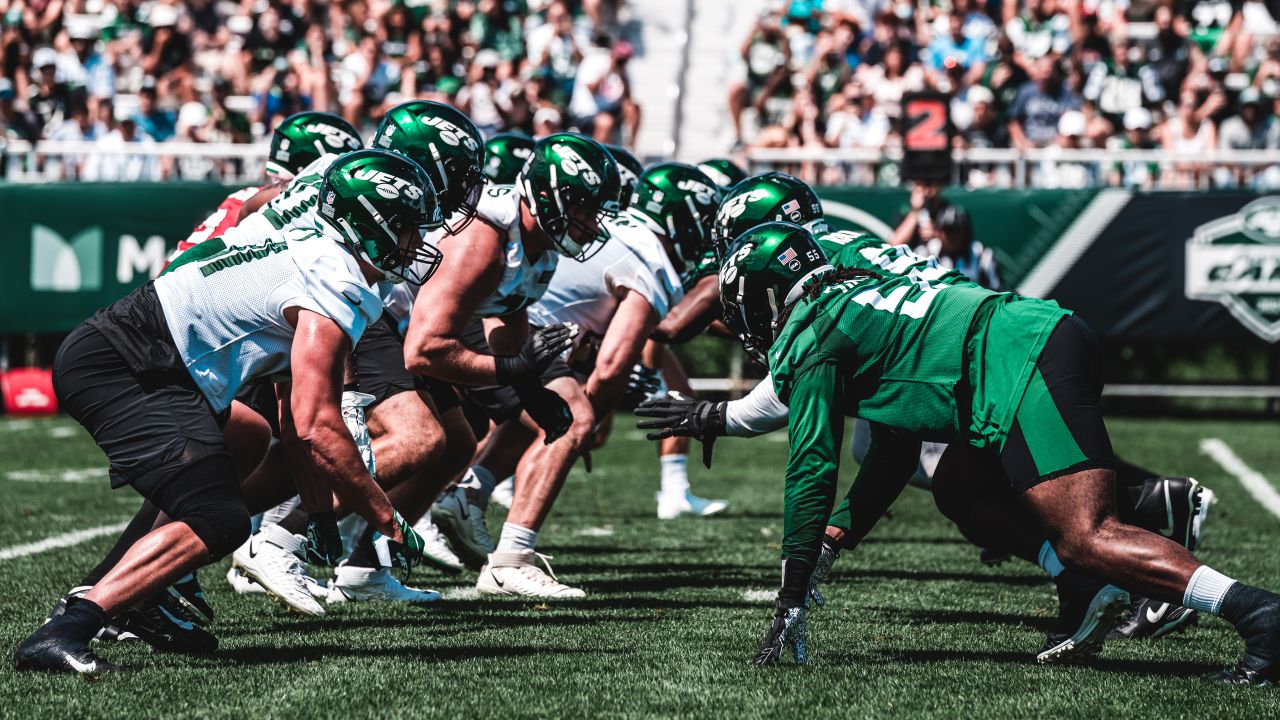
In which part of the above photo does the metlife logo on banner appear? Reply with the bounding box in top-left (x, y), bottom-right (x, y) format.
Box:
top-left (29, 225), bottom-right (170, 294)
top-left (1186, 197), bottom-right (1280, 342)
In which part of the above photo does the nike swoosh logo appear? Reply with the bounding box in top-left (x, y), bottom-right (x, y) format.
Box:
top-left (159, 605), bottom-right (195, 631)
top-left (494, 574), bottom-right (505, 588)
top-left (1158, 480), bottom-right (1175, 536)
top-left (1146, 603), bottom-right (1170, 624)
top-left (248, 540), bottom-right (259, 559)
top-left (64, 654), bottom-right (97, 673)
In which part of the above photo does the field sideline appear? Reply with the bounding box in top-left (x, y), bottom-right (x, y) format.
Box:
top-left (1, 415), bottom-right (1278, 718)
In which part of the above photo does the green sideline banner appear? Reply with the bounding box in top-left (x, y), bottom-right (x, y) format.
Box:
top-left (0, 183), bottom-right (1277, 344)
top-left (0, 183), bottom-right (241, 333)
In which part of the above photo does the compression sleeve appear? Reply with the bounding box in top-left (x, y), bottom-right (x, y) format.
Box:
top-left (781, 361), bottom-right (844, 570)
top-left (723, 373), bottom-right (790, 437)
top-left (826, 422), bottom-right (920, 548)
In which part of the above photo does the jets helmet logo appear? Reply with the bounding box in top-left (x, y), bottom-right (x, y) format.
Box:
top-left (304, 122), bottom-right (361, 150)
top-left (422, 116), bottom-right (478, 151)
top-left (551, 144), bottom-right (601, 185)
top-left (676, 179), bottom-right (717, 206)
top-left (354, 168), bottom-right (423, 200)
top-left (718, 189), bottom-right (769, 223)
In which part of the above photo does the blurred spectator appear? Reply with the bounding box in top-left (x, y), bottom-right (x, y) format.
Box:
top-left (1108, 106), bottom-right (1159, 187)
top-left (728, 9), bottom-right (792, 148)
top-left (1219, 87), bottom-right (1280, 150)
top-left (1158, 89), bottom-right (1219, 187)
top-left (1009, 57), bottom-right (1081, 148)
top-left (569, 34), bottom-right (639, 145)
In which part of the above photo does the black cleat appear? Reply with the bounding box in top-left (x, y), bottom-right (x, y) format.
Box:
top-left (979, 547), bottom-right (1013, 566)
top-left (46, 586), bottom-right (138, 643)
top-left (1037, 570), bottom-right (1129, 664)
top-left (168, 572), bottom-right (214, 625)
top-left (752, 605), bottom-right (809, 666)
top-left (1207, 587), bottom-right (1280, 686)
top-left (118, 594), bottom-right (218, 655)
top-left (15, 623), bottom-right (129, 674)
top-left (1131, 477), bottom-right (1214, 551)
top-left (1108, 597), bottom-right (1198, 640)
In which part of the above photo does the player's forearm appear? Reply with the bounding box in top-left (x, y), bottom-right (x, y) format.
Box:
top-left (286, 414), bottom-right (396, 536)
top-left (780, 366), bottom-right (844, 568)
top-left (826, 427), bottom-right (919, 549)
top-left (585, 367), bottom-right (630, 418)
top-left (723, 375), bottom-right (789, 437)
top-left (404, 336), bottom-right (502, 386)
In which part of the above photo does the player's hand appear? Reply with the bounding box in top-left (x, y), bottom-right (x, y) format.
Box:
top-left (495, 323), bottom-right (578, 383)
top-left (371, 510), bottom-right (424, 582)
top-left (624, 364), bottom-right (665, 405)
top-left (806, 539), bottom-right (840, 609)
top-left (752, 605), bottom-right (809, 666)
top-left (635, 392), bottom-right (725, 467)
top-left (516, 383), bottom-right (574, 444)
top-left (303, 511), bottom-right (344, 566)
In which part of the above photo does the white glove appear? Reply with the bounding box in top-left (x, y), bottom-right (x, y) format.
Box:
top-left (341, 390), bottom-right (378, 478)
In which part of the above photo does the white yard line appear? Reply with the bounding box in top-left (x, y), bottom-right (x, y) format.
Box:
top-left (1200, 438), bottom-right (1280, 520)
top-left (0, 521), bottom-right (129, 561)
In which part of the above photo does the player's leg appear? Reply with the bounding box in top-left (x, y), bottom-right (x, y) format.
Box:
top-left (476, 375), bottom-right (595, 598)
top-left (654, 346), bottom-right (728, 519)
top-left (440, 408), bottom-right (533, 568)
top-left (1010, 315), bottom-right (1280, 682)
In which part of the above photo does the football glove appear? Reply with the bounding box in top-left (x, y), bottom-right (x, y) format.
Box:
top-left (515, 382), bottom-right (574, 444)
top-left (634, 392), bottom-right (725, 467)
top-left (494, 322), bottom-right (578, 384)
top-left (623, 364), bottom-right (665, 405)
top-left (806, 539), bottom-right (840, 609)
top-left (752, 605), bottom-right (809, 666)
top-left (303, 511), bottom-right (344, 567)
top-left (371, 510), bottom-right (425, 582)
top-left (340, 391), bottom-right (378, 477)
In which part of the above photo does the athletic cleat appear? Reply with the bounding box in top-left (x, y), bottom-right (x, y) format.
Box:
top-left (476, 550), bottom-right (586, 599)
top-left (412, 513), bottom-right (466, 574)
top-left (225, 566), bottom-right (267, 595)
top-left (431, 486), bottom-right (493, 570)
top-left (1037, 571), bottom-right (1129, 664)
top-left (1132, 476), bottom-right (1213, 551)
top-left (656, 491), bottom-right (730, 520)
top-left (979, 548), bottom-right (1013, 566)
top-left (1108, 597), bottom-right (1199, 640)
top-left (806, 540), bottom-right (839, 609)
top-left (752, 605), bottom-right (809, 666)
top-left (15, 624), bottom-right (128, 674)
top-left (231, 524), bottom-right (326, 617)
top-left (326, 565), bottom-right (441, 604)
top-left (46, 586), bottom-right (138, 643)
top-left (117, 594), bottom-right (217, 655)
top-left (1206, 586), bottom-right (1280, 686)
top-left (490, 476), bottom-right (515, 509)
top-left (167, 572), bottom-right (214, 625)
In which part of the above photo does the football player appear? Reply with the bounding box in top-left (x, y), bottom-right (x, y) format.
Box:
top-left (400, 133), bottom-right (620, 597)
top-left (15, 151), bottom-right (441, 674)
top-left (482, 132), bottom-right (535, 185)
top-left (712, 222), bottom-right (1280, 683)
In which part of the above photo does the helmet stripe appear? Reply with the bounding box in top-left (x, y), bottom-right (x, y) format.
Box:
top-left (355, 194), bottom-right (401, 247)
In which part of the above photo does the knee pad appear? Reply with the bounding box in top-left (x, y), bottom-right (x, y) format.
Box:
top-left (153, 452), bottom-right (251, 561)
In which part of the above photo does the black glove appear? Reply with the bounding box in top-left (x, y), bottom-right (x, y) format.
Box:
top-left (634, 392), bottom-right (725, 467)
top-left (303, 511), bottom-right (344, 566)
top-left (623, 364), bottom-right (663, 406)
top-left (494, 323), bottom-right (577, 384)
top-left (515, 382), bottom-right (574, 444)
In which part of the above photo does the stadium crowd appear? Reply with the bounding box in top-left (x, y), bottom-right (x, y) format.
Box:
top-left (735, 0), bottom-right (1280, 188)
top-left (0, 0), bottom-right (638, 179)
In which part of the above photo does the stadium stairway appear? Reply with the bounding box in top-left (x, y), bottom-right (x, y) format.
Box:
top-left (624, 0), bottom-right (765, 161)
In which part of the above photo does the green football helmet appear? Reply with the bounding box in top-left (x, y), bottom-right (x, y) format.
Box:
top-left (629, 162), bottom-right (722, 267)
top-left (605, 144), bottom-right (645, 211)
top-left (318, 149), bottom-right (445, 285)
top-left (373, 101), bottom-right (485, 235)
top-left (697, 158), bottom-right (748, 190)
top-left (483, 132), bottom-right (535, 184)
top-left (712, 172), bottom-right (828, 259)
top-left (718, 221), bottom-right (833, 364)
top-left (517, 132), bottom-right (622, 261)
top-left (267, 111), bottom-right (363, 178)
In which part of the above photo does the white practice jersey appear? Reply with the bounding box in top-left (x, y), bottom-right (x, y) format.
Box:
top-left (383, 183), bottom-right (558, 332)
top-left (233, 154), bottom-right (340, 247)
top-left (529, 209), bottom-right (683, 345)
top-left (154, 221), bottom-right (381, 412)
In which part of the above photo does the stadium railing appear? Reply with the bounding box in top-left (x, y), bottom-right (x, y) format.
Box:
top-left (1, 140), bottom-right (269, 182)
top-left (745, 146), bottom-right (1280, 189)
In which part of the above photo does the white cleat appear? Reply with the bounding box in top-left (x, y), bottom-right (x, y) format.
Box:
top-left (490, 476), bottom-right (515, 509)
top-left (225, 566), bottom-right (266, 595)
top-left (431, 486), bottom-right (494, 570)
top-left (656, 491), bottom-right (730, 520)
top-left (476, 550), bottom-right (585, 599)
top-left (411, 514), bottom-right (465, 574)
top-left (326, 565), bottom-right (440, 604)
top-left (231, 524), bottom-right (327, 617)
